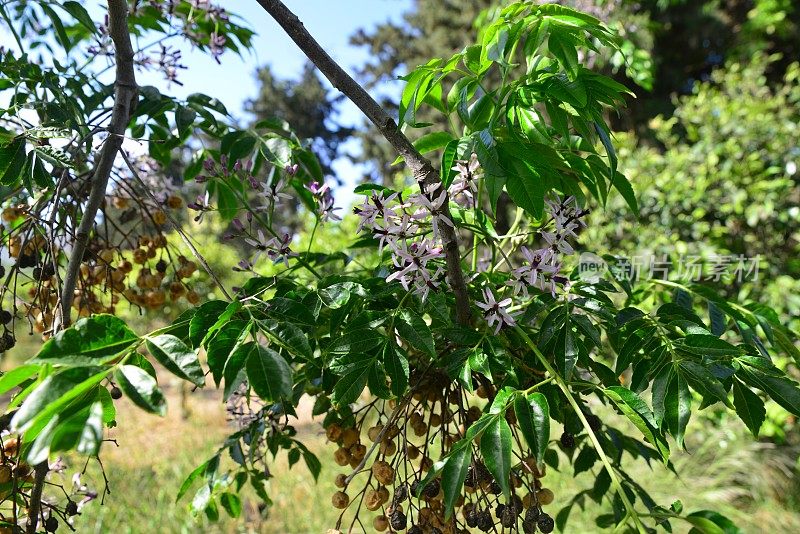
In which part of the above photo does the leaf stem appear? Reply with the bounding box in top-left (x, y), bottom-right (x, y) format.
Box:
top-left (514, 326), bottom-right (648, 534)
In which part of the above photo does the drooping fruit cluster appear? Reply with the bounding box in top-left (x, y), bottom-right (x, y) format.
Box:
top-left (0, 436), bottom-right (92, 531)
top-left (321, 371), bottom-right (571, 533)
top-left (0, 186), bottom-right (201, 347)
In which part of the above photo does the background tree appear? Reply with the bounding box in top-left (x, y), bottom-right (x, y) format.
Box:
top-left (246, 62), bottom-right (353, 179)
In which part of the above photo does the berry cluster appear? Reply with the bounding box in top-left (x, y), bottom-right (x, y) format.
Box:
top-left (0, 187), bottom-right (201, 348)
top-left (323, 375), bottom-right (564, 534)
top-left (0, 437), bottom-right (94, 532)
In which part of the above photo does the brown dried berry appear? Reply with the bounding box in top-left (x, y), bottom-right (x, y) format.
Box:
top-left (371, 460), bottom-right (394, 485)
top-left (373, 515), bottom-right (389, 531)
top-left (536, 488), bottom-right (554, 506)
top-left (331, 491), bottom-right (349, 509)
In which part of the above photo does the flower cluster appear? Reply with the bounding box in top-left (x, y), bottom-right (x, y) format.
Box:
top-left (355, 188), bottom-right (447, 300)
top-left (508, 195), bottom-right (588, 298)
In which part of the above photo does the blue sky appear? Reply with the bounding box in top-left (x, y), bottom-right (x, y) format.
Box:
top-left (134, 0), bottom-right (413, 204)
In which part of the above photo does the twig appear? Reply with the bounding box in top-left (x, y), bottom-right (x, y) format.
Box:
top-left (344, 397), bottom-right (409, 486)
top-left (119, 151), bottom-right (232, 300)
top-left (253, 0), bottom-right (471, 325)
top-left (56, 0), bottom-right (138, 331)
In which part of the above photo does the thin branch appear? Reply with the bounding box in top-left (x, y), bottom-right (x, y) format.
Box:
top-left (57, 0), bottom-right (138, 331)
top-left (253, 0), bottom-right (471, 325)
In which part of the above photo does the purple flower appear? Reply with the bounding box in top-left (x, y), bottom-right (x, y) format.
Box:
top-left (476, 288), bottom-right (517, 334)
top-left (268, 233), bottom-right (297, 267)
top-left (449, 153), bottom-right (482, 208)
top-left (244, 229), bottom-right (272, 262)
top-left (305, 181), bottom-right (341, 223)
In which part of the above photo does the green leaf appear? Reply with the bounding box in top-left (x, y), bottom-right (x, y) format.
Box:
top-left (189, 300), bottom-right (229, 348)
top-left (732, 379), bottom-right (765, 437)
top-left (260, 318), bottom-right (312, 360)
top-left (220, 492), bottom-right (242, 518)
top-left (686, 510), bottom-right (741, 534)
top-left (318, 283), bottom-right (353, 309)
top-left (393, 131), bottom-right (454, 165)
top-left (738, 362), bottom-right (800, 417)
top-left (115, 365), bottom-right (166, 416)
top-left (549, 32), bottom-right (579, 77)
top-left (682, 334), bottom-right (741, 357)
top-left (31, 314), bottom-right (138, 366)
top-left (62, 1), bottom-right (97, 33)
top-left (604, 386), bottom-right (669, 462)
top-left (610, 171), bottom-right (638, 213)
top-left (514, 392), bottom-right (550, 465)
top-left (206, 320), bottom-right (251, 387)
top-left (0, 365), bottom-right (40, 395)
top-left (175, 105), bottom-right (197, 135)
top-left (11, 367), bottom-right (108, 433)
top-left (245, 345), bottom-right (293, 402)
top-left (440, 138), bottom-right (460, 187)
top-left (480, 416), bottom-right (513, 500)
top-left (332, 365), bottom-right (370, 406)
top-left (0, 136), bottom-right (25, 186)
top-left (265, 297), bottom-right (316, 328)
top-left (396, 310), bottom-right (435, 357)
top-left (441, 442), bottom-right (472, 519)
top-left (176, 458), bottom-right (213, 502)
top-left (146, 334), bottom-right (205, 387)
top-left (33, 145), bottom-right (72, 168)
top-left (678, 361), bottom-right (732, 408)
top-left (383, 341), bottom-right (410, 397)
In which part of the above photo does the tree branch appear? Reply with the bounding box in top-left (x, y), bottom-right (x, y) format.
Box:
top-left (32, 1), bottom-right (136, 532)
top-left (253, 0), bottom-right (471, 325)
top-left (56, 0), bottom-right (138, 331)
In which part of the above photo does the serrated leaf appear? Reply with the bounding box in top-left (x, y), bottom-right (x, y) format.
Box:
top-left (147, 334), bottom-right (205, 387)
top-left (383, 341), bottom-right (409, 397)
top-left (442, 442), bottom-right (472, 519)
top-left (732, 379), bottom-right (765, 437)
top-left (206, 320), bottom-right (251, 387)
top-left (604, 386), bottom-right (669, 462)
top-left (31, 314), bottom-right (138, 366)
top-left (189, 300), bottom-right (229, 348)
top-left (62, 1), bottom-right (97, 33)
top-left (220, 492), bottom-right (242, 518)
top-left (11, 367), bottom-right (108, 433)
top-left (679, 361), bottom-right (732, 408)
top-left (737, 362), bottom-right (800, 417)
top-left (332, 365), bottom-right (371, 406)
top-left (396, 310), bottom-right (436, 357)
top-left (33, 145), bottom-right (72, 168)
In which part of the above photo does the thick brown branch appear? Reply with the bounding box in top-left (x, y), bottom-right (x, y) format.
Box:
top-left (57, 0), bottom-right (138, 330)
top-left (33, 1), bottom-right (136, 532)
top-left (254, 0), bottom-right (471, 325)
